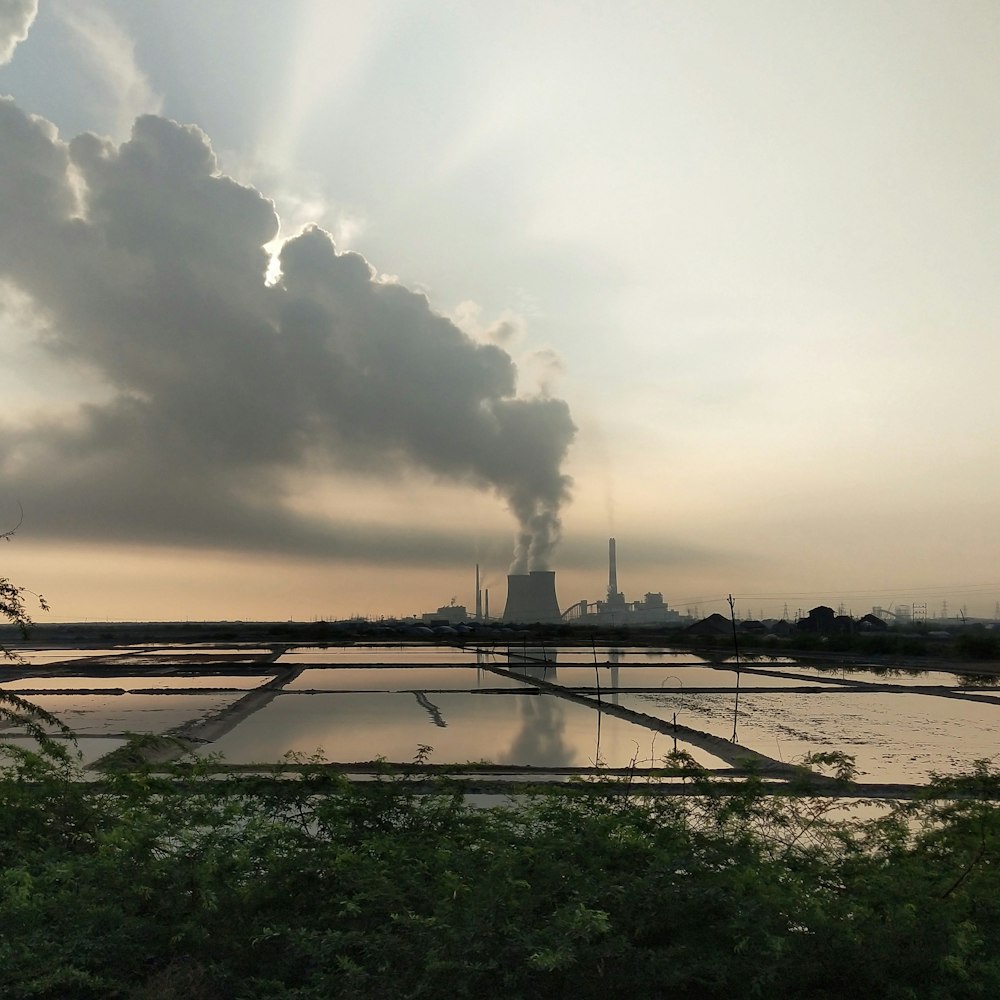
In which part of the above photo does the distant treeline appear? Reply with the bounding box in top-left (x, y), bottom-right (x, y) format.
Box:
top-left (5, 617), bottom-right (1000, 663)
top-left (690, 625), bottom-right (1000, 662)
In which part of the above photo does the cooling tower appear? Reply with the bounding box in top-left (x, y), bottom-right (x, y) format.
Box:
top-left (503, 570), bottom-right (561, 623)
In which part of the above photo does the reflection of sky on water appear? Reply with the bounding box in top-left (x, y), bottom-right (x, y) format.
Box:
top-left (201, 692), bottom-right (724, 769)
top-left (276, 646), bottom-right (719, 666)
top-left (145, 648), bottom-right (273, 656)
top-left (5, 644), bottom-right (995, 781)
top-left (539, 665), bottom-right (836, 690)
top-left (621, 691), bottom-right (1000, 783)
top-left (3, 649), bottom-right (136, 665)
top-left (91, 653), bottom-right (268, 666)
top-left (0, 736), bottom-right (127, 767)
top-left (2, 675), bottom-right (271, 692)
top-left (570, 647), bottom-right (717, 663)
top-left (278, 646), bottom-right (485, 664)
top-left (755, 665), bottom-right (981, 688)
top-left (284, 667), bottom-right (523, 691)
top-left (0, 693), bottom-right (240, 736)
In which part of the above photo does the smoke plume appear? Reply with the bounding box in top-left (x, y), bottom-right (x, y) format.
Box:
top-left (0, 99), bottom-right (574, 568)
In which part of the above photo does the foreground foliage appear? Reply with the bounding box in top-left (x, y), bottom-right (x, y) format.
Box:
top-left (2, 751), bottom-right (1000, 999)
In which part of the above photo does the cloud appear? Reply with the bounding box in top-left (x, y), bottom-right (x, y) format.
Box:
top-left (0, 99), bottom-right (575, 569)
top-left (53, 1), bottom-right (162, 137)
top-left (0, 0), bottom-right (35, 64)
top-left (451, 300), bottom-right (525, 346)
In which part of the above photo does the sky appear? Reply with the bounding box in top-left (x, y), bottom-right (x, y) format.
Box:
top-left (1, 0), bottom-right (999, 623)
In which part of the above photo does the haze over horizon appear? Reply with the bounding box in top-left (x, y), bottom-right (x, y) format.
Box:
top-left (1, 1), bottom-right (999, 622)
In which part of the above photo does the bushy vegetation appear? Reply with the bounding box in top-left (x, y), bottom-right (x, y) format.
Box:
top-left (1, 514), bottom-right (48, 662)
top-left (2, 747), bottom-right (1000, 999)
top-left (956, 630), bottom-right (1000, 660)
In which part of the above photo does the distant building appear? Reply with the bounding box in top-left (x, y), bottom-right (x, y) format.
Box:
top-left (858, 613), bottom-right (889, 632)
top-left (421, 604), bottom-right (468, 625)
top-left (685, 613), bottom-right (732, 637)
top-left (798, 606), bottom-right (836, 633)
top-left (570, 540), bottom-right (689, 626)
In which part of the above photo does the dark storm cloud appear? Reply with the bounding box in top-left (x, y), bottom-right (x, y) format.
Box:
top-left (0, 99), bottom-right (575, 566)
top-left (0, 0), bottom-right (36, 64)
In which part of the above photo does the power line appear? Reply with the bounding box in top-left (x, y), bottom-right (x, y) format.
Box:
top-left (732, 582), bottom-right (1000, 600)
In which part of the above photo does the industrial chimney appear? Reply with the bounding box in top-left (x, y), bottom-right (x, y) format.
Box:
top-left (503, 570), bottom-right (562, 623)
top-left (607, 537), bottom-right (626, 608)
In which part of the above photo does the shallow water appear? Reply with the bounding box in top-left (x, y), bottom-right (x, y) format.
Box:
top-left (278, 646), bottom-right (489, 665)
top-left (4, 649), bottom-right (139, 665)
top-left (0, 693), bottom-right (241, 736)
top-left (276, 645), bottom-right (718, 666)
top-left (614, 690), bottom-right (1000, 782)
top-left (0, 735), bottom-right (129, 767)
top-left (750, 664), bottom-right (983, 688)
top-left (284, 666), bottom-right (525, 691)
top-left (2, 674), bottom-right (272, 692)
top-left (203, 690), bottom-right (730, 770)
top-left (89, 652), bottom-right (271, 666)
top-left (3, 643), bottom-right (997, 782)
top-left (522, 664), bottom-right (837, 691)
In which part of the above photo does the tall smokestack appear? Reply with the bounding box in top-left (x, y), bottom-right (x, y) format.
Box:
top-left (475, 564), bottom-right (482, 621)
top-left (485, 589), bottom-right (490, 621)
top-left (608, 537), bottom-right (618, 601)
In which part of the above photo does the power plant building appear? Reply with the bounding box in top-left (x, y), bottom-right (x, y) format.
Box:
top-left (424, 539), bottom-right (684, 628)
top-left (566, 537), bottom-right (688, 626)
top-left (421, 604), bottom-right (469, 625)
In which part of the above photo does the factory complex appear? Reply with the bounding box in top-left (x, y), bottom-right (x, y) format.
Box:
top-left (421, 538), bottom-right (689, 628)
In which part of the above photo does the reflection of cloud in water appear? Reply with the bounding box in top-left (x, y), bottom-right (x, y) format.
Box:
top-left (499, 694), bottom-right (576, 767)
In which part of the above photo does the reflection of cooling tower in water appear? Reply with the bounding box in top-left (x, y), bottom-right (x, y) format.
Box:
top-left (503, 571), bottom-right (561, 623)
top-left (507, 646), bottom-right (558, 680)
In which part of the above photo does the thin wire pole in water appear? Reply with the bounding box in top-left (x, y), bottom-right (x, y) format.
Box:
top-left (592, 637), bottom-right (602, 704)
top-left (591, 635), bottom-right (603, 764)
top-left (729, 594), bottom-right (741, 743)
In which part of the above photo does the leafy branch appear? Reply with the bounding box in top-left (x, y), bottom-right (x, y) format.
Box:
top-left (0, 512), bottom-right (70, 758)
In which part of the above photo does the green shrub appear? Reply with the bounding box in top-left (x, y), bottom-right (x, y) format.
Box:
top-left (2, 748), bottom-right (1000, 998)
